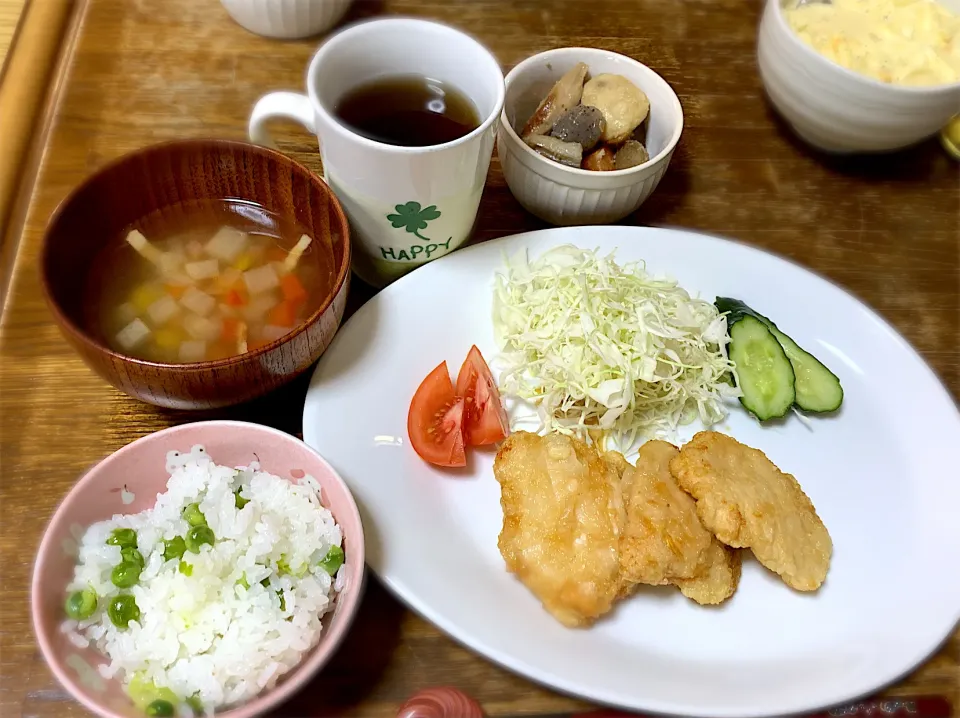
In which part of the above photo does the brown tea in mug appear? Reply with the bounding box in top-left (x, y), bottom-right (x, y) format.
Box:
top-left (334, 75), bottom-right (481, 147)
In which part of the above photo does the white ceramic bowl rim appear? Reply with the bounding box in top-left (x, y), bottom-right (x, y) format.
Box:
top-left (771, 0), bottom-right (960, 93)
top-left (306, 17), bottom-right (506, 155)
top-left (500, 47), bottom-right (684, 178)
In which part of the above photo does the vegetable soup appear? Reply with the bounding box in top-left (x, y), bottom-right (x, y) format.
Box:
top-left (85, 199), bottom-right (336, 363)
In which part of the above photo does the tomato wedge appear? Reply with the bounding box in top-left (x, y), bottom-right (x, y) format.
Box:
top-left (455, 345), bottom-right (509, 446)
top-left (408, 361), bottom-right (467, 467)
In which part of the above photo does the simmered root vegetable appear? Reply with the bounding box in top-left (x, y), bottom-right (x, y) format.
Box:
top-left (519, 65), bottom-right (653, 172)
top-left (92, 203), bottom-right (334, 363)
top-left (549, 104), bottom-right (605, 151)
top-left (614, 140), bottom-right (650, 170)
top-left (582, 145), bottom-right (617, 171)
top-left (581, 74), bottom-right (650, 144)
top-left (521, 62), bottom-right (589, 137)
top-left (524, 135), bottom-right (583, 167)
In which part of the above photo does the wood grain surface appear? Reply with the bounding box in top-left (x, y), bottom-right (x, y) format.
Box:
top-left (0, 0), bottom-right (25, 67)
top-left (1, 0), bottom-right (958, 717)
top-left (0, 0), bottom-right (74, 258)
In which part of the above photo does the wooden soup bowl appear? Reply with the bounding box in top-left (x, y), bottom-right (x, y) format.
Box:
top-left (40, 139), bottom-right (351, 409)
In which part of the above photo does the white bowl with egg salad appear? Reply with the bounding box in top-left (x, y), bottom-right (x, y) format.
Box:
top-left (757, 0), bottom-right (960, 153)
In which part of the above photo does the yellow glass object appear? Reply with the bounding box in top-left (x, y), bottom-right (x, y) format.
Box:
top-left (941, 116), bottom-right (960, 161)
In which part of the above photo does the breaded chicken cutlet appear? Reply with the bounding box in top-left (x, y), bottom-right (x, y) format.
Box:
top-left (673, 542), bottom-right (742, 605)
top-left (670, 431), bottom-right (832, 591)
top-left (494, 431), bottom-right (627, 628)
top-left (619, 440), bottom-right (740, 605)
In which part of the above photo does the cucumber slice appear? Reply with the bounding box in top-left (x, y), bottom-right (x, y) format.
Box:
top-left (727, 315), bottom-right (796, 421)
top-left (765, 325), bottom-right (843, 412)
top-left (716, 297), bottom-right (843, 414)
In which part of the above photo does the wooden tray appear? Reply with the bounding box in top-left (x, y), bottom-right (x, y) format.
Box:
top-left (1, 0), bottom-right (957, 716)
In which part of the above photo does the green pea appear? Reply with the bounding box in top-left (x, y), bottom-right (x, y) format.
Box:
top-left (162, 536), bottom-right (186, 561)
top-left (185, 526), bottom-right (215, 553)
top-left (145, 699), bottom-right (175, 717)
top-left (107, 594), bottom-right (140, 629)
top-left (186, 695), bottom-right (204, 714)
top-left (234, 488), bottom-right (249, 509)
top-left (65, 588), bottom-right (98, 620)
top-left (106, 528), bottom-right (137, 549)
top-left (178, 561), bottom-right (193, 577)
top-left (111, 561), bottom-right (142, 588)
top-left (182, 503), bottom-right (206, 527)
top-left (318, 545), bottom-right (344, 576)
top-left (121, 547), bottom-right (145, 567)
top-left (277, 556), bottom-right (306, 578)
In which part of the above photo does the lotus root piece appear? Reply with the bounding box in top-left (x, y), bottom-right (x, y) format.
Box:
top-left (614, 140), bottom-right (650, 169)
top-left (582, 145), bottom-right (617, 171)
top-left (525, 134), bottom-right (583, 167)
top-left (521, 62), bottom-right (589, 137)
top-left (581, 73), bottom-right (650, 144)
top-left (549, 105), bottom-right (605, 151)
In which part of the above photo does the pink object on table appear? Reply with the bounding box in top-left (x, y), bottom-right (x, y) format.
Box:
top-left (31, 420), bottom-right (366, 718)
top-left (397, 687), bottom-right (485, 718)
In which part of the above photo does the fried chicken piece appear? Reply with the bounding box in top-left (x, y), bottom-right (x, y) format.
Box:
top-left (618, 440), bottom-right (740, 605)
top-left (670, 431), bottom-right (832, 591)
top-left (674, 543), bottom-right (742, 605)
top-left (619, 440), bottom-right (712, 586)
top-left (494, 431), bottom-right (626, 627)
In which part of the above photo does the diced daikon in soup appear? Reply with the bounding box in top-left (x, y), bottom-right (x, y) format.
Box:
top-left (85, 199), bottom-right (336, 363)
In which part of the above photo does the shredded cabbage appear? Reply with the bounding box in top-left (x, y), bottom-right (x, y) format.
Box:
top-left (492, 245), bottom-right (741, 451)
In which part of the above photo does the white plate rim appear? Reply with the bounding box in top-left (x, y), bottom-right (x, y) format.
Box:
top-left (303, 225), bottom-right (960, 718)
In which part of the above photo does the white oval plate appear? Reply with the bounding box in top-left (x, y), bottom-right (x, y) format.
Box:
top-left (303, 226), bottom-right (960, 718)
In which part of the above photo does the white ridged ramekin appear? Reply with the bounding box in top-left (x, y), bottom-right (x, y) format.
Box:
top-left (757, 0), bottom-right (960, 153)
top-left (497, 47), bottom-right (683, 227)
top-left (221, 0), bottom-right (352, 40)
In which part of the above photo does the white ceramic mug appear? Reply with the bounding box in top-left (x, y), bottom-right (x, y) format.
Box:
top-left (249, 18), bottom-right (504, 288)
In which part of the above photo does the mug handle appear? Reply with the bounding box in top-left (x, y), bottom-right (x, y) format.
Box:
top-left (248, 92), bottom-right (316, 150)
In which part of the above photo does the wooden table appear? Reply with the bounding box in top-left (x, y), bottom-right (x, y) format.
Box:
top-left (1, 0), bottom-right (958, 716)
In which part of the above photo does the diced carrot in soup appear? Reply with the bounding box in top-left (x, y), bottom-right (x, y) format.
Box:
top-left (267, 301), bottom-right (297, 328)
top-left (214, 268), bottom-right (244, 295)
top-left (90, 201), bottom-right (335, 364)
top-left (224, 288), bottom-right (247, 307)
top-left (280, 274), bottom-right (308, 305)
top-left (221, 317), bottom-right (241, 342)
